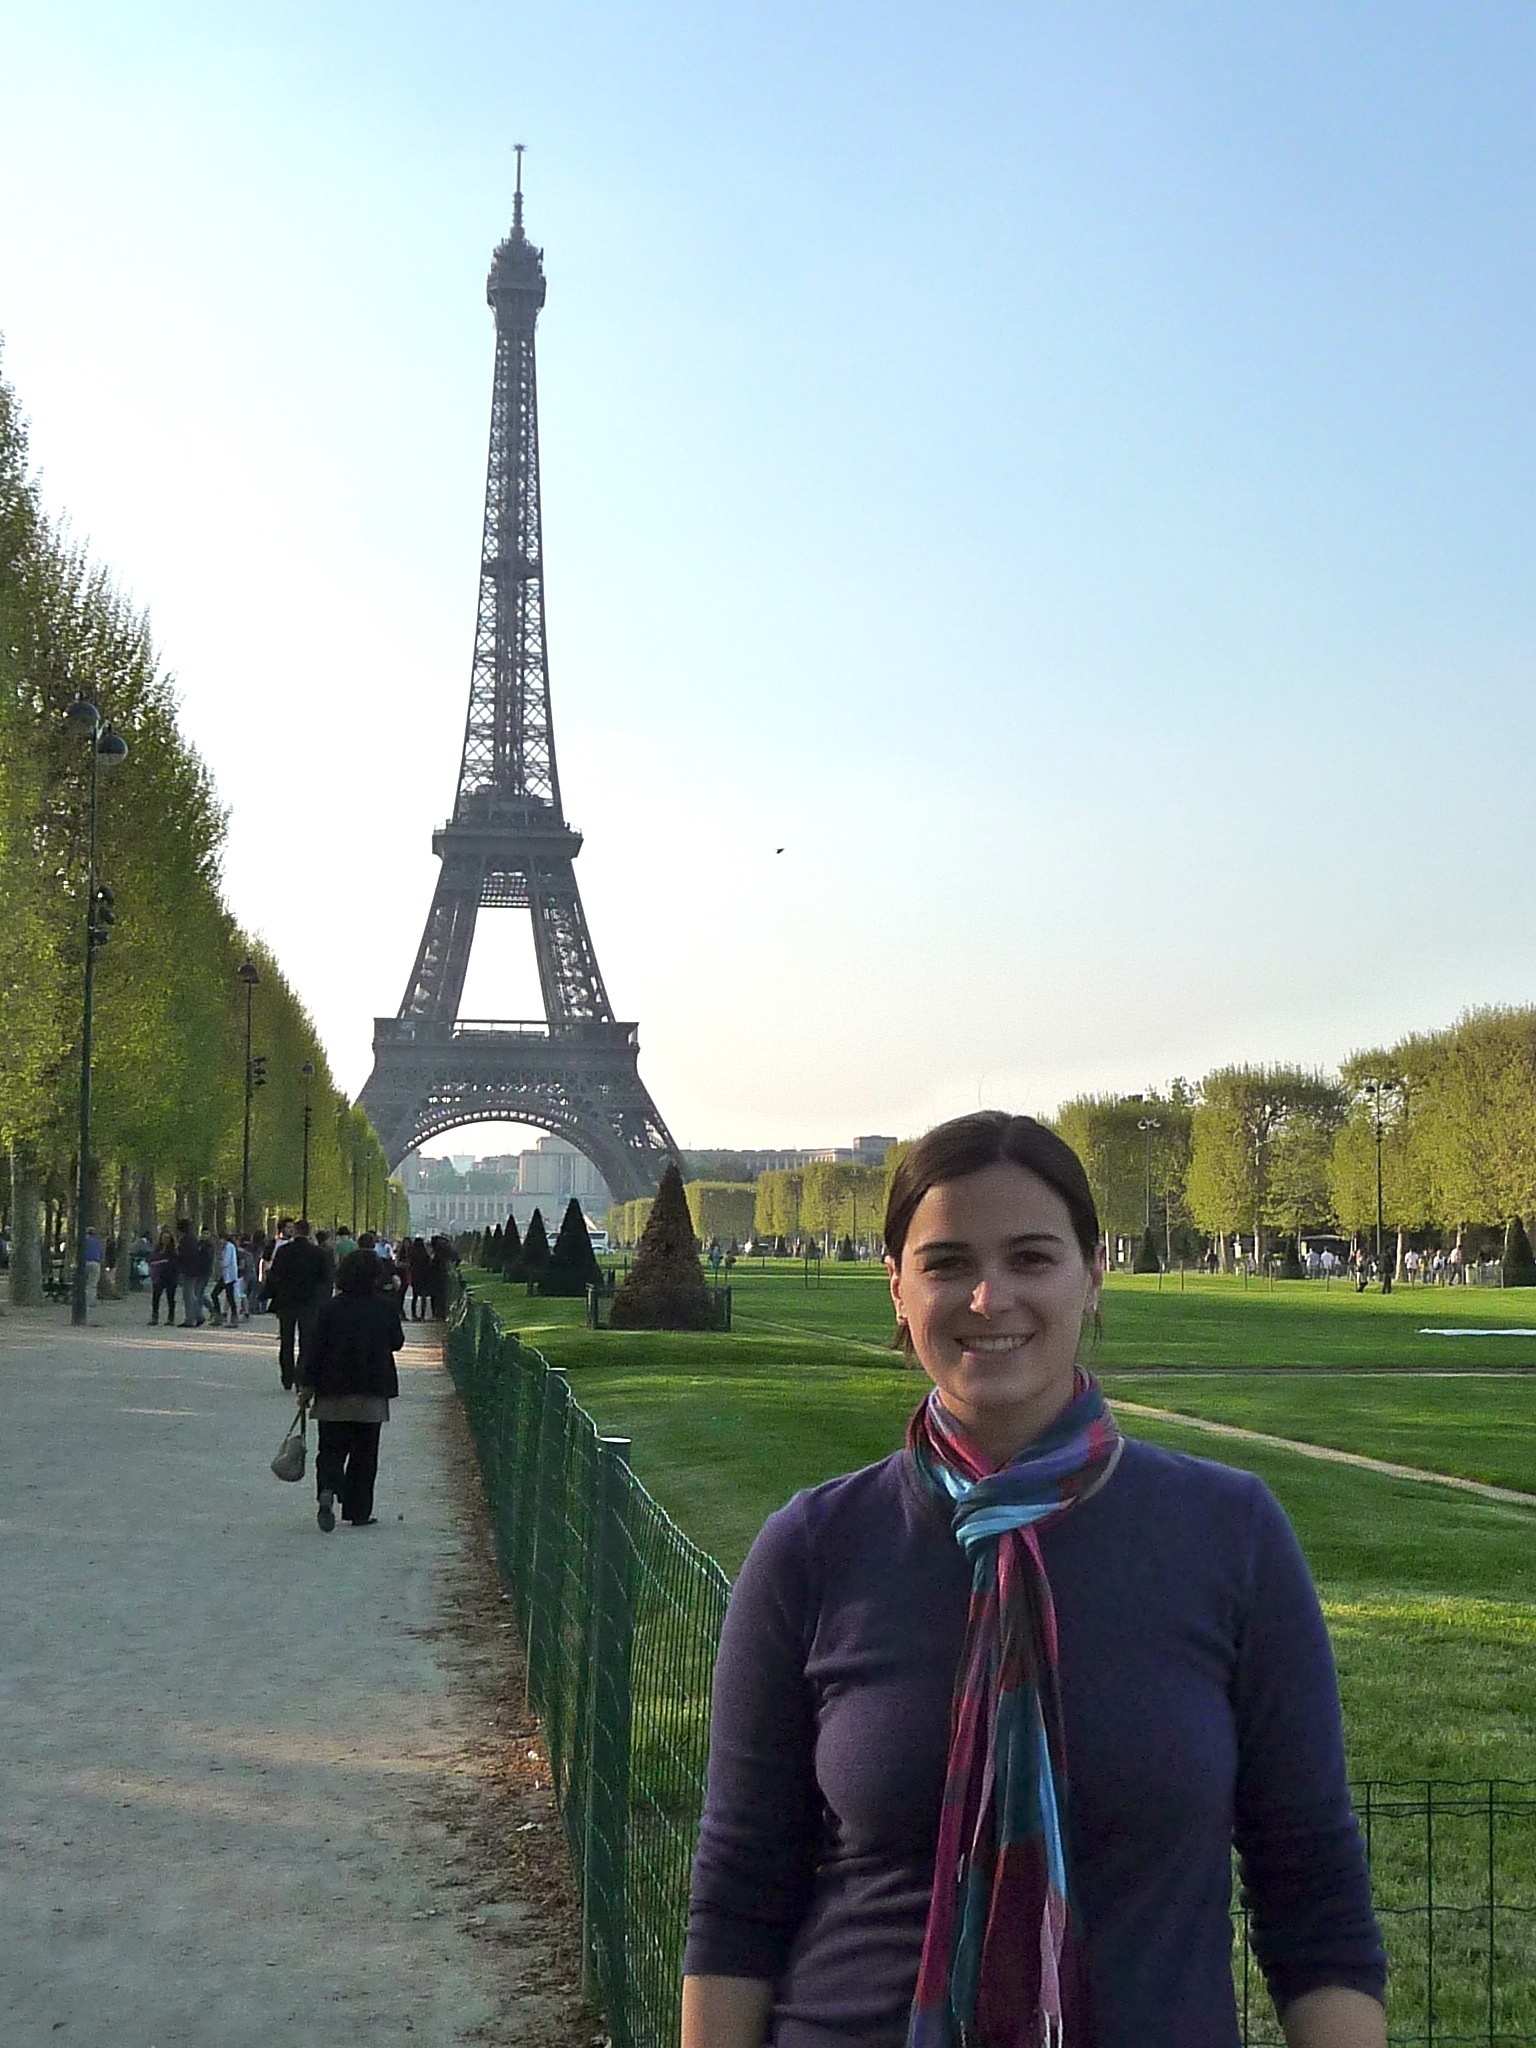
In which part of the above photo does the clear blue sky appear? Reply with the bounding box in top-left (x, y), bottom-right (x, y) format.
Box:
top-left (4, 1), bottom-right (1535, 1152)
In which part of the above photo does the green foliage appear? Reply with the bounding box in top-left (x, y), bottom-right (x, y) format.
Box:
top-left (1054, 1088), bottom-right (1194, 1246)
top-left (609, 1163), bottom-right (715, 1331)
top-left (684, 1182), bottom-right (756, 1246)
top-left (611, 1197), bottom-right (653, 1247)
top-left (1133, 1231), bottom-right (1161, 1274)
top-left (1503, 1216), bottom-right (1536, 1289)
top-left (753, 1169), bottom-right (803, 1239)
top-left (0, 351), bottom-right (390, 1263)
top-left (1187, 1067), bottom-right (1347, 1251)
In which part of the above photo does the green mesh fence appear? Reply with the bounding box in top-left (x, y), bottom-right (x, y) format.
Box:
top-left (448, 1290), bottom-right (729, 2048)
top-left (446, 1288), bottom-right (1536, 2048)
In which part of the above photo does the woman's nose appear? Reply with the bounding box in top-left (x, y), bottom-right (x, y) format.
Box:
top-left (969, 1269), bottom-right (1010, 1315)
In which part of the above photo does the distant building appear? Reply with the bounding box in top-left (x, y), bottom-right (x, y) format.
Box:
top-left (854, 1136), bottom-right (897, 1165)
top-left (403, 1136), bottom-right (611, 1236)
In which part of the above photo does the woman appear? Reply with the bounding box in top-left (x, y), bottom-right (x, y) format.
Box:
top-left (683, 1113), bottom-right (1386, 2048)
top-left (148, 1228), bottom-right (178, 1326)
top-left (297, 1248), bottom-right (403, 1532)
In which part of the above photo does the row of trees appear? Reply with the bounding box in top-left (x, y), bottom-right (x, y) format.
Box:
top-left (1060, 1010), bottom-right (1536, 1269)
top-left (0, 359), bottom-right (400, 1300)
top-left (609, 1163), bottom-right (896, 1252)
top-left (612, 1012), bottom-right (1536, 1268)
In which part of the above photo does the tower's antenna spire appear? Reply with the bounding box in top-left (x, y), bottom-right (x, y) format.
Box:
top-left (513, 143), bottom-right (525, 232)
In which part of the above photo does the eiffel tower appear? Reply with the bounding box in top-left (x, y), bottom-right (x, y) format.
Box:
top-left (358, 162), bottom-right (679, 1201)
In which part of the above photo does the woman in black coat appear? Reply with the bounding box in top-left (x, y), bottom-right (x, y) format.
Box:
top-left (298, 1249), bottom-right (404, 1532)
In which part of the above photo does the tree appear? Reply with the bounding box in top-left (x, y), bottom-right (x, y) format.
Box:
top-left (685, 1182), bottom-right (756, 1246)
top-left (609, 1163), bottom-right (715, 1331)
top-left (1187, 1067), bottom-right (1347, 1261)
top-left (1503, 1217), bottom-right (1536, 1289)
top-left (521, 1208), bottom-right (551, 1285)
top-left (1054, 1090), bottom-right (1193, 1254)
top-left (541, 1196), bottom-right (600, 1297)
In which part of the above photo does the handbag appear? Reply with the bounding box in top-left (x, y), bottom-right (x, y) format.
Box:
top-left (270, 1403), bottom-right (308, 1482)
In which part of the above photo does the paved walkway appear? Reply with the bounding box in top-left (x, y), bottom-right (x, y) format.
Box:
top-left (0, 1297), bottom-right (567, 2047)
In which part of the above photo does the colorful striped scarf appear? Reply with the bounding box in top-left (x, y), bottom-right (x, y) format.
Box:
top-left (906, 1373), bottom-right (1122, 2048)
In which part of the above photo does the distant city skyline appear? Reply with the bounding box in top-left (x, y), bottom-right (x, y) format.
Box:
top-left (5, 5), bottom-right (1536, 1149)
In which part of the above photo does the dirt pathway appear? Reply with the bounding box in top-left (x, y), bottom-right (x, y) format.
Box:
top-left (0, 1299), bottom-right (591, 2048)
top-left (1109, 1400), bottom-right (1536, 1508)
top-left (735, 1313), bottom-right (1536, 1505)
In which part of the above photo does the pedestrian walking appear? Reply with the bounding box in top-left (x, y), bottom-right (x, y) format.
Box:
top-left (148, 1228), bottom-right (178, 1325)
top-left (174, 1218), bottom-right (204, 1328)
top-left (408, 1237), bottom-right (432, 1321)
top-left (209, 1229), bottom-right (239, 1324)
top-left (265, 1220), bottom-right (329, 1391)
top-left (83, 1227), bottom-right (104, 1300)
top-left (297, 1248), bottom-right (404, 1531)
top-left (683, 1111), bottom-right (1386, 2048)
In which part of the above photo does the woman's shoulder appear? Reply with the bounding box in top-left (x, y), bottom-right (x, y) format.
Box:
top-left (1089, 1433), bottom-right (1299, 1581)
top-left (1112, 1432), bottom-right (1271, 1503)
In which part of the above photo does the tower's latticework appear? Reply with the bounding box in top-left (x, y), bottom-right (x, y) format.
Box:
top-left (359, 171), bottom-right (679, 1199)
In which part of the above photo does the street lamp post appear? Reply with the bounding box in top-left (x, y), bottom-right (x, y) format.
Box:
top-left (300, 1061), bottom-right (315, 1223)
top-left (64, 698), bottom-right (128, 1325)
top-left (238, 958), bottom-right (260, 1235)
top-left (1362, 1078), bottom-right (1403, 1282)
top-left (364, 1157), bottom-right (373, 1234)
top-left (1137, 1116), bottom-right (1162, 1265)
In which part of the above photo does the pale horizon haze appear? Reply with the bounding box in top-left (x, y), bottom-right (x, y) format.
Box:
top-left (4, 2), bottom-right (1536, 1157)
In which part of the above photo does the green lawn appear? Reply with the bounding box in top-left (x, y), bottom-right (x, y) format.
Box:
top-left (717, 1259), bottom-right (1536, 1370)
top-left (466, 1270), bottom-right (1536, 1781)
top-left (1106, 1372), bottom-right (1536, 1494)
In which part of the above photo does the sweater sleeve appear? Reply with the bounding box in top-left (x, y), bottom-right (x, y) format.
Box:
top-left (685, 1497), bottom-right (822, 1981)
top-left (1231, 1481), bottom-right (1387, 2011)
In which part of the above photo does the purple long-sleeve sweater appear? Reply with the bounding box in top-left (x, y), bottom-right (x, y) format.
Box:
top-left (685, 1437), bottom-right (1385, 2047)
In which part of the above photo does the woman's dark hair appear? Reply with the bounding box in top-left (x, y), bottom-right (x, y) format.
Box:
top-left (884, 1111), bottom-right (1100, 1268)
top-left (336, 1248), bottom-right (380, 1296)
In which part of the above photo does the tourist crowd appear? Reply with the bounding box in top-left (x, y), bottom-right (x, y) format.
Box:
top-left (134, 1220), bottom-right (455, 1359)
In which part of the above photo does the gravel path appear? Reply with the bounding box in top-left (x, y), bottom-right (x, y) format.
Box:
top-left (0, 1298), bottom-right (586, 2048)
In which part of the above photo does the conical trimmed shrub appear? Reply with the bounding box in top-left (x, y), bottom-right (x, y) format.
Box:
top-left (1133, 1231), bottom-right (1161, 1274)
top-left (486, 1222), bottom-right (504, 1272)
top-left (1503, 1217), bottom-right (1536, 1288)
top-left (609, 1164), bottom-right (715, 1331)
top-left (541, 1197), bottom-right (601, 1297)
top-left (501, 1212), bottom-right (524, 1282)
top-left (1279, 1235), bottom-right (1304, 1280)
top-left (521, 1208), bottom-right (551, 1285)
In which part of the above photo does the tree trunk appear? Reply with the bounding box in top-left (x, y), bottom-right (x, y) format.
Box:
top-left (137, 1169), bottom-right (157, 1238)
top-left (8, 1143), bottom-right (44, 1307)
top-left (1395, 1226), bottom-right (1408, 1283)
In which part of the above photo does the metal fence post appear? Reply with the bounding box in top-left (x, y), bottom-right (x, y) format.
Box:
top-left (585, 1435), bottom-right (636, 2048)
